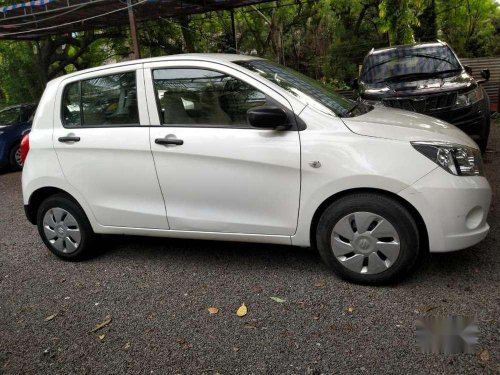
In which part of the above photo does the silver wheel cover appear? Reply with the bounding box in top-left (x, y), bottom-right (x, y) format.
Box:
top-left (15, 147), bottom-right (23, 167)
top-left (42, 208), bottom-right (81, 254)
top-left (331, 212), bottom-right (401, 275)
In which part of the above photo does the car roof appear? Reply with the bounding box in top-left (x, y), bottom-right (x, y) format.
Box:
top-left (57, 53), bottom-right (263, 82)
top-left (0, 103), bottom-right (36, 111)
top-left (370, 41), bottom-right (448, 55)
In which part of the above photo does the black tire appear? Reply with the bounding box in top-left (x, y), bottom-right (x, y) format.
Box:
top-left (37, 194), bottom-right (96, 261)
top-left (477, 116), bottom-right (490, 154)
top-left (316, 193), bottom-right (420, 285)
top-left (9, 144), bottom-right (22, 171)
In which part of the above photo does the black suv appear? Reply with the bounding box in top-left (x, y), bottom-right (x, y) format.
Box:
top-left (353, 41), bottom-right (491, 151)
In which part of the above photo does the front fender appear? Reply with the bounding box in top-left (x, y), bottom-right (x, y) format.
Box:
top-left (291, 175), bottom-right (411, 247)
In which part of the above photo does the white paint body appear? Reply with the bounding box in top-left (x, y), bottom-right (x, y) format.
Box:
top-left (22, 54), bottom-right (492, 252)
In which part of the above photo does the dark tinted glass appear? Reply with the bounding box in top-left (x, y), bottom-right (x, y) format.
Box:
top-left (361, 45), bottom-right (461, 84)
top-left (153, 68), bottom-right (267, 127)
top-left (0, 107), bottom-right (21, 125)
top-left (20, 106), bottom-right (36, 123)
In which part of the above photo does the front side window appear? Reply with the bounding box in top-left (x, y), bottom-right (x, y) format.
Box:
top-left (20, 106), bottom-right (36, 123)
top-left (153, 68), bottom-right (267, 127)
top-left (62, 72), bottom-right (139, 127)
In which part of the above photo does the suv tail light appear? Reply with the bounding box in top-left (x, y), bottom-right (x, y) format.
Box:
top-left (20, 133), bottom-right (30, 165)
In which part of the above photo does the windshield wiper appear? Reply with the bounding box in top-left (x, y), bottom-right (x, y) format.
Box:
top-left (408, 53), bottom-right (461, 70)
top-left (377, 68), bottom-right (462, 83)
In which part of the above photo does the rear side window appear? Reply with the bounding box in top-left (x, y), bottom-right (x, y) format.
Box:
top-left (61, 72), bottom-right (139, 127)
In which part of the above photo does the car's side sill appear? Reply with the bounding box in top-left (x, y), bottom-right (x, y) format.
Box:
top-left (95, 225), bottom-right (293, 245)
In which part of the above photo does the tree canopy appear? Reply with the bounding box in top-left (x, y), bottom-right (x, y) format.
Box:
top-left (0, 0), bottom-right (498, 107)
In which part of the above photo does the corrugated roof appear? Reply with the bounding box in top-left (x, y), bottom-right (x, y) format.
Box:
top-left (0, 0), bottom-right (274, 39)
top-left (461, 56), bottom-right (500, 112)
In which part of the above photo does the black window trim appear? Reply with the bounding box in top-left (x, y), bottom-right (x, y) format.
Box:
top-left (60, 71), bottom-right (141, 129)
top-left (150, 66), bottom-right (300, 131)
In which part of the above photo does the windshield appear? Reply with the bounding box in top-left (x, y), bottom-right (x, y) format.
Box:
top-left (361, 45), bottom-right (461, 84)
top-left (235, 59), bottom-right (366, 117)
top-left (0, 107), bottom-right (21, 125)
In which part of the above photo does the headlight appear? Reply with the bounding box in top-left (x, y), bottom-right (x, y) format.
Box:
top-left (411, 142), bottom-right (484, 176)
top-left (456, 86), bottom-right (484, 108)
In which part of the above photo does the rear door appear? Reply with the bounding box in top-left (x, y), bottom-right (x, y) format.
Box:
top-left (144, 60), bottom-right (301, 235)
top-left (53, 65), bottom-right (169, 229)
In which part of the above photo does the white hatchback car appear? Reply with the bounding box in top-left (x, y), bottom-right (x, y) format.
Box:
top-left (21, 54), bottom-right (492, 284)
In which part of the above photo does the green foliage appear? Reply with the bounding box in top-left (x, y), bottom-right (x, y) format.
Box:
top-left (415, 0), bottom-right (438, 41)
top-left (380, 0), bottom-right (421, 45)
top-left (437, 0), bottom-right (499, 57)
top-left (0, 0), bottom-right (498, 105)
top-left (0, 41), bottom-right (43, 106)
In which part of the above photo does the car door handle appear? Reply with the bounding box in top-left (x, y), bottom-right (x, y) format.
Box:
top-left (58, 136), bottom-right (81, 143)
top-left (155, 138), bottom-right (184, 146)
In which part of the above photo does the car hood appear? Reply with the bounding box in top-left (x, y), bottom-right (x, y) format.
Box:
top-left (0, 124), bottom-right (17, 132)
top-left (342, 106), bottom-right (477, 148)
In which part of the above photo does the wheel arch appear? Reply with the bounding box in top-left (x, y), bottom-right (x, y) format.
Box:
top-left (308, 187), bottom-right (429, 252)
top-left (25, 186), bottom-right (83, 225)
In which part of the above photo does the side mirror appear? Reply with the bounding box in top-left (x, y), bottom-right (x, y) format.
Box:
top-left (247, 106), bottom-right (291, 130)
top-left (480, 69), bottom-right (490, 82)
top-left (350, 78), bottom-right (359, 90)
top-left (464, 65), bottom-right (473, 75)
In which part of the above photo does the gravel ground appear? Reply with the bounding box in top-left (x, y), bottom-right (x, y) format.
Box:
top-left (1, 121), bottom-right (499, 375)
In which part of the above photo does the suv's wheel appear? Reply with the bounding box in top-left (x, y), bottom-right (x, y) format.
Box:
top-left (316, 193), bottom-right (420, 285)
top-left (37, 194), bottom-right (96, 260)
top-left (477, 116), bottom-right (490, 154)
top-left (9, 144), bottom-right (23, 171)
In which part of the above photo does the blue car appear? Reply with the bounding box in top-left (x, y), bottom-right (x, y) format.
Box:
top-left (0, 104), bottom-right (37, 171)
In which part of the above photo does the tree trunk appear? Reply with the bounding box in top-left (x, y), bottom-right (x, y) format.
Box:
top-left (415, 0), bottom-right (437, 41)
top-left (179, 16), bottom-right (195, 53)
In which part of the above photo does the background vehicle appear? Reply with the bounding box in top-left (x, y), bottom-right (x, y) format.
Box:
top-left (21, 54), bottom-right (491, 285)
top-left (0, 104), bottom-right (37, 171)
top-left (353, 41), bottom-right (491, 152)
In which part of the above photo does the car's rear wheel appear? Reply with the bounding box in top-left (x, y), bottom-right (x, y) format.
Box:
top-left (316, 193), bottom-right (420, 285)
top-left (9, 144), bottom-right (23, 171)
top-left (37, 194), bottom-right (96, 260)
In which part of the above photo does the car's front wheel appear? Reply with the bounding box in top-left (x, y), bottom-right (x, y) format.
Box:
top-left (477, 116), bottom-right (490, 154)
top-left (316, 193), bottom-right (420, 285)
top-left (37, 194), bottom-right (96, 260)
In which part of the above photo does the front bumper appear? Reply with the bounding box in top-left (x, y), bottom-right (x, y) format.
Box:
top-left (399, 167), bottom-right (491, 252)
top-left (369, 93), bottom-right (490, 139)
top-left (431, 100), bottom-right (489, 139)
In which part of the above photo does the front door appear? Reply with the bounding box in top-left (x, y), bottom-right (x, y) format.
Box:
top-left (53, 66), bottom-right (169, 229)
top-left (145, 63), bottom-right (301, 235)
